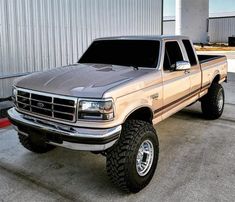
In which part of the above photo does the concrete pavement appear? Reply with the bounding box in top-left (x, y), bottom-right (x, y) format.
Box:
top-left (0, 73), bottom-right (235, 202)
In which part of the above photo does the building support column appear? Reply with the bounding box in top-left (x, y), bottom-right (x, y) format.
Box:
top-left (175, 0), bottom-right (209, 43)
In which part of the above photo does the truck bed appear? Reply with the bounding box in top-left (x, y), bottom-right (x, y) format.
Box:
top-left (198, 54), bottom-right (227, 89)
top-left (198, 55), bottom-right (225, 64)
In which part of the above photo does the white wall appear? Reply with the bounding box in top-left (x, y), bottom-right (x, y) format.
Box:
top-left (175, 0), bottom-right (209, 43)
top-left (163, 20), bottom-right (175, 35)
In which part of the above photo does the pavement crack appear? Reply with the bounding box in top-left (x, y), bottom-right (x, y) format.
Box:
top-left (0, 161), bottom-right (76, 201)
top-left (219, 117), bottom-right (235, 123)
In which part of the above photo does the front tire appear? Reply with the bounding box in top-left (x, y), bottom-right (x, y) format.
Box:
top-left (19, 133), bottom-right (55, 153)
top-left (201, 83), bottom-right (225, 120)
top-left (106, 120), bottom-right (159, 193)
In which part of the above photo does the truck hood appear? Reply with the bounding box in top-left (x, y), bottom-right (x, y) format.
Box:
top-left (14, 63), bottom-right (154, 98)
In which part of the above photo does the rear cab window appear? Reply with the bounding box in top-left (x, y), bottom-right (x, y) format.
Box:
top-left (182, 40), bottom-right (197, 66)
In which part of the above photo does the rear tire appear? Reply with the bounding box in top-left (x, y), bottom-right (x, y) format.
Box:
top-left (19, 133), bottom-right (55, 153)
top-left (201, 83), bottom-right (224, 120)
top-left (106, 120), bottom-right (159, 193)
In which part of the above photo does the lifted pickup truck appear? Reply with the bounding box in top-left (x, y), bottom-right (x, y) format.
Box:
top-left (8, 36), bottom-right (228, 193)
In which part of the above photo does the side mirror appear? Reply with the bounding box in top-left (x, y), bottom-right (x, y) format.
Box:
top-left (175, 61), bottom-right (191, 71)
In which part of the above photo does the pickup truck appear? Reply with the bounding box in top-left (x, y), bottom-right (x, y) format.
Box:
top-left (8, 35), bottom-right (228, 193)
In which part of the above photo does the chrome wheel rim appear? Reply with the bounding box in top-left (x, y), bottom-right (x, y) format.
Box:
top-left (136, 139), bottom-right (154, 176)
top-left (218, 92), bottom-right (224, 111)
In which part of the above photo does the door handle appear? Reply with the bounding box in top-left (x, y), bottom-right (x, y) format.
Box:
top-left (184, 70), bottom-right (190, 74)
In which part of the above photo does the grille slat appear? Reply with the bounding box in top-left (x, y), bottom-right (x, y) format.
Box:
top-left (17, 95), bottom-right (30, 99)
top-left (30, 98), bottom-right (52, 105)
top-left (17, 99), bottom-right (30, 105)
top-left (31, 105), bottom-right (52, 112)
top-left (31, 94), bottom-right (52, 102)
top-left (54, 98), bottom-right (75, 106)
top-left (18, 91), bottom-right (30, 98)
top-left (53, 110), bottom-right (75, 115)
top-left (29, 98), bottom-right (75, 108)
top-left (16, 89), bottom-right (77, 122)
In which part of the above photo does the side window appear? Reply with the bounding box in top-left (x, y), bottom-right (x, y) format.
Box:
top-left (182, 40), bottom-right (197, 66)
top-left (163, 41), bottom-right (183, 71)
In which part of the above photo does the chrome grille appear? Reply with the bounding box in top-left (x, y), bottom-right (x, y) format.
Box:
top-left (15, 88), bottom-right (77, 122)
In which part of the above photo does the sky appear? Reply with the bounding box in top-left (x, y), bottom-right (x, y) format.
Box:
top-left (164, 0), bottom-right (235, 16)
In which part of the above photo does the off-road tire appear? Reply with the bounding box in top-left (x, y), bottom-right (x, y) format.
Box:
top-left (18, 133), bottom-right (55, 153)
top-left (201, 83), bottom-right (224, 120)
top-left (106, 120), bottom-right (159, 193)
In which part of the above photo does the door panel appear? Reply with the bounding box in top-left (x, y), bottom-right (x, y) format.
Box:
top-left (163, 71), bottom-right (190, 108)
top-left (189, 65), bottom-right (201, 92)
top-left (162, 41), bottom-right (191, 112)
top-left (182, 39), bottom-right (201, 93)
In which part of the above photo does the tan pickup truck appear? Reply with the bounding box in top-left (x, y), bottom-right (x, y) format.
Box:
top-left (8, 36), bottom-right (228, 193)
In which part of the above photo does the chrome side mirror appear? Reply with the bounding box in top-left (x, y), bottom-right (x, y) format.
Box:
top-left (175, 61), bottom-right (191, 71)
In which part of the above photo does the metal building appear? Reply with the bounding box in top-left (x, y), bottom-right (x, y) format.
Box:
top-left (209, 12), bottom-right (235, 43)
top-left (163, 12), bottom-right (235, 44)
top-left (0, 0), bottom-right (163, 98)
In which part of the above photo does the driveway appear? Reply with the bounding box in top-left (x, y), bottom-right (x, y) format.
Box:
top-left (0, 73), bottom-right (235, 202)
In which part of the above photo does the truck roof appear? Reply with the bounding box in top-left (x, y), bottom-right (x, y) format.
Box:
top-left (95, 35), bottom-right (189, 41)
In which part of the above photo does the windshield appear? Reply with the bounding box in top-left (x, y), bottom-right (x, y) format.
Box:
top-left (79, 40), bottom-right (160, 68)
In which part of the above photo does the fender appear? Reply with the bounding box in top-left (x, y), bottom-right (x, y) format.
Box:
top-left (123, 105), bottom-right (154, 123)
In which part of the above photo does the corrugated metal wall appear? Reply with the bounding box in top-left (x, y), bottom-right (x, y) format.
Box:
top-left (209, 17), bottom-right (235, 43)
top-left (0, 0), bottom-right (162, 98)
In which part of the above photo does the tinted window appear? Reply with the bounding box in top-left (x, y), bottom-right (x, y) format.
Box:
top-left (182, 40), bottom-right (197, 66)
top-left (79, 40), bottom-right (160, 68)
top-left (163, 41), bottom-right (183, 71)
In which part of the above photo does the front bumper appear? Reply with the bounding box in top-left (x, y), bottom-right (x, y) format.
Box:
top-left (7, 108), bottom-right (121, 151)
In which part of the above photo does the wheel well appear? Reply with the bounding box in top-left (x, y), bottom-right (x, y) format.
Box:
top-left (126, 107), bottom-right (153, 123)
top-left (212, 74), bottom-right (220, 83)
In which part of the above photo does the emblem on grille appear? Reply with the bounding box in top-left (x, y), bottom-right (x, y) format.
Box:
top-left (37, 102), bottom-right (45, 108)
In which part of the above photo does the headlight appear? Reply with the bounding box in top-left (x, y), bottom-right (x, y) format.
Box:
top-left (78, 99), bottom-right (114, 120)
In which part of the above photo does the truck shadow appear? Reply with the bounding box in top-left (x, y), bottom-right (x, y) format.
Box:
top-left (6, 146), bottom-right (130, 201)
top-left (171, 101), bottom-right (206, 121)
top-left (174, 108), bottom-right (204, 120)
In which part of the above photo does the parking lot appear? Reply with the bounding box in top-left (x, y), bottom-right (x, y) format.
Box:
top-left (0, 72), bottom-right (235, 201)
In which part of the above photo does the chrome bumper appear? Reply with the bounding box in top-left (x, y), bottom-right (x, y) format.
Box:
top-left (8, 108), bottom-right (121, 151)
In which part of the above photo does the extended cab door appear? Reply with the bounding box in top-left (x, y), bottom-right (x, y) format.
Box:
top-left (161, 40), bottom-right (191, 119)
top-left (182, 39), bottom-right (201, 93)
